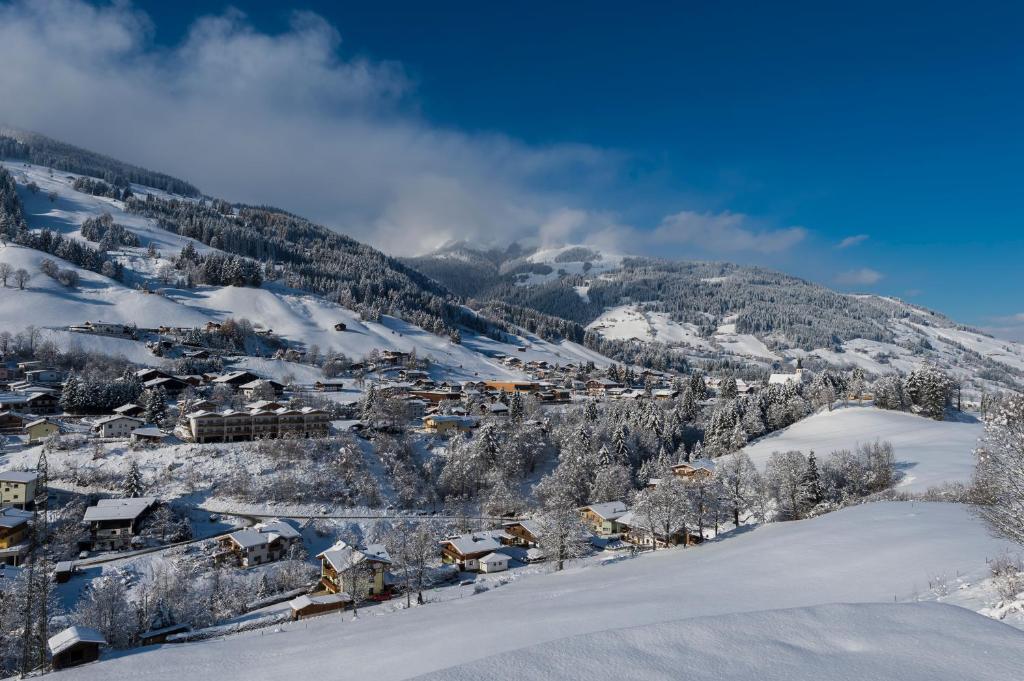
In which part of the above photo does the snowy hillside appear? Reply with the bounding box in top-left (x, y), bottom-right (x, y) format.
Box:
top-left (421, 604), bottom-right (1023, 681)
top-left (53, 502), bottom-right (1021, 681)
top-left (742, 405), bottom-right (983, 493)
top-left (407, 241), bottom-right (1024, 395)
top-left (1, 160), bottom-right (610, 379)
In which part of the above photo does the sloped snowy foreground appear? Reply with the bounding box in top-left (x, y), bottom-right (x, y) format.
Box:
top-left (742, 405), bottom-right (983, 493)
top-left (51, 502), bottom-right (1016, 680)
top-left (415, 603), bottom-right (1024, 681)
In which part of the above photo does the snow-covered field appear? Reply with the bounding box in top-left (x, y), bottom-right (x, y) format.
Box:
top-left (742, 405), bottom-right (983, 493)
top-left (418, 603), bottom-right (1024, 681)
top-left (52, 502), bottom-right (1020, 680)
top-left (586, 305), bottom-right (715, 350)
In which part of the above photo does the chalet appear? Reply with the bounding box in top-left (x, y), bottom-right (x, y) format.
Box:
top-left (440, 530), bottom-right (511, 572)
top-left (0, 507), bottom-right (32, 551)
top-left (586, 378), bottom-right (623, 396)
top-left (205, 321), bottom-right (222, 332)
top-left (478, 551), bottom-right (510, 573)
top-left (422, 414), bottom-right (478, 435)
top-left (0, 411), bottom-right (25, 433)
top-left (483, 380), bottom-right (539, 394)
top-left (27, 390), bottom-right (60, 415)
top-left (537, 388), bottom-right (572, 403)
top-left (113, 403), bottom-right (145, 418)
top-left (216, 519), bottom-right (302, 567)
top-left (239, 379), bottom-right (285, 399)
top-left (48, 626), bottom-right (106, 670)
top-left (579, 501), bottom-right (629, 536)
top-left (318, 540), bottom-right (392, 598)
top-left (502, 520), bottom-right (542, 547)
top-left (130, 427), bottom-right (166, 444)
top-left (183, 349), bottom-right (211, 359)
top-left (669, 459), bottom-right (715, 482)
top-left (482, 402), bottom-right (509, 417)
top-left (24, 418), bottom-right (59, 442)
top-left (0, 471), bottom-right (38, 510)
top-left (314, 380), bottom-right (347, 392)
top-left (379, 350), bottom-right (411, 366)
top-left (333, 322), bottom-right (347, 332)
top-left (143, 376), bottom-right (190, 396)
top-left (212, 370), bottom-right (263, 390)
top-left (0, 391), bottom-right (60, 415)
top-left (92, 415), bottom-right (144, 439)
top-left (652, 388), bottom-right (680, 400)
top-left (135, 368), bottom-right (172, 383)
top-left (398, 369), bottom-right (429, 382)
top-left (409, 389), bottom-right (461, 404)
top-left (82, 497), bottom-right (157, 551)
top-left (289, 593), bottom-right (352, 620)
top-left (617, 510), bottom-right (701, 549)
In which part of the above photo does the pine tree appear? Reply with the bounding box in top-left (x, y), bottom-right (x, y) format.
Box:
top-left (123, 460), bottom-right (143, 498)
top-left (509, 391), bottom-right (524, 423)
top-left (801, 452), bottom-right (823, 508)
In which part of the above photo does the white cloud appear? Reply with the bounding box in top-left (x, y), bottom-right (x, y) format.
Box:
top-left (618, 208), bottom-right (811, 253)
top-left (836, 268), bottom-right (884, 286)
top-left (0, 0), bottom-right (610, 255)
top-left (836, 234), bottom-right (869, 249)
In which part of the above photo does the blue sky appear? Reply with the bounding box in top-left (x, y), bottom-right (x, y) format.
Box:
top-left (0, 1), bottom-right (1021, 336)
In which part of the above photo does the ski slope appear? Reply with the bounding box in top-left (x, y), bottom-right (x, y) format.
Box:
top-left (742, 405), bottom-right (983, 493)
top-left (54, 502), bottom-right (1017, 681)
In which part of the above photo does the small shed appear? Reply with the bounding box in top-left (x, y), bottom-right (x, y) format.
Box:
top-left (48, 625), bottom-right (106, 670)
top-left (130, 427), bottom-right (166, 444)
top-left (333, 322), bottom-right (347, 331)
top-left (289, 593), bottom-right (352, 620)
top-left (54, 560), bottom-right (76, 583)
top-left (478, 552), bottom-right (510, 573)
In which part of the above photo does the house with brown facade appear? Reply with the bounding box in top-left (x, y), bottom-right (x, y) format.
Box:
top-left (216, 519), bottom-right (302, 567)
top-left (579, 501), bottom-right (629, 536)
top-left (317, 540), bottom-right (392, 598)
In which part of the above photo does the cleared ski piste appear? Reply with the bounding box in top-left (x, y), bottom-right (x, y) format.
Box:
top-left (742, 404), bottom-right (983, 493)
top-left (55, 502), bottom-right (1021, 680)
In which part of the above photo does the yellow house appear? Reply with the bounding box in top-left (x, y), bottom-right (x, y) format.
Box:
top-left (423, 415), bottom-right (478, 435)
top-left (317, 541), bottom-right (392, 598)
top-left (0, 471), bottom-right (38, 510)
top-left (25, 418), bottom-right (59, 443)
top-left (0, 507), bottom-right (32, 548)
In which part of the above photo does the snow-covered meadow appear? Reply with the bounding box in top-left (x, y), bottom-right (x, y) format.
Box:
top-left (741, 405), bottom-right (983, 493)
top-left (51, 502), bottom-right (1023, 680)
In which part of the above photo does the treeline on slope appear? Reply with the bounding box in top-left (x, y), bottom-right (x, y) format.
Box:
top-left (0, 130), bottom-right (199, 196)
top-left (0, 167), bottom-right (124, 280)
top-left (125, 193), bottom-right (641, 363)
top-left (527, 259), bottom-right (913, 350)
top-left (411, 246), bottom-right (957, 353)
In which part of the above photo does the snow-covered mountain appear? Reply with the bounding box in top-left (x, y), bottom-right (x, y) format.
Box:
top-left (3, 130), bottom-right (1022, 396)
top-left (407, 241), bottom-right (1024, 396)
top-left (0, 133), bottom-right (610, 382)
